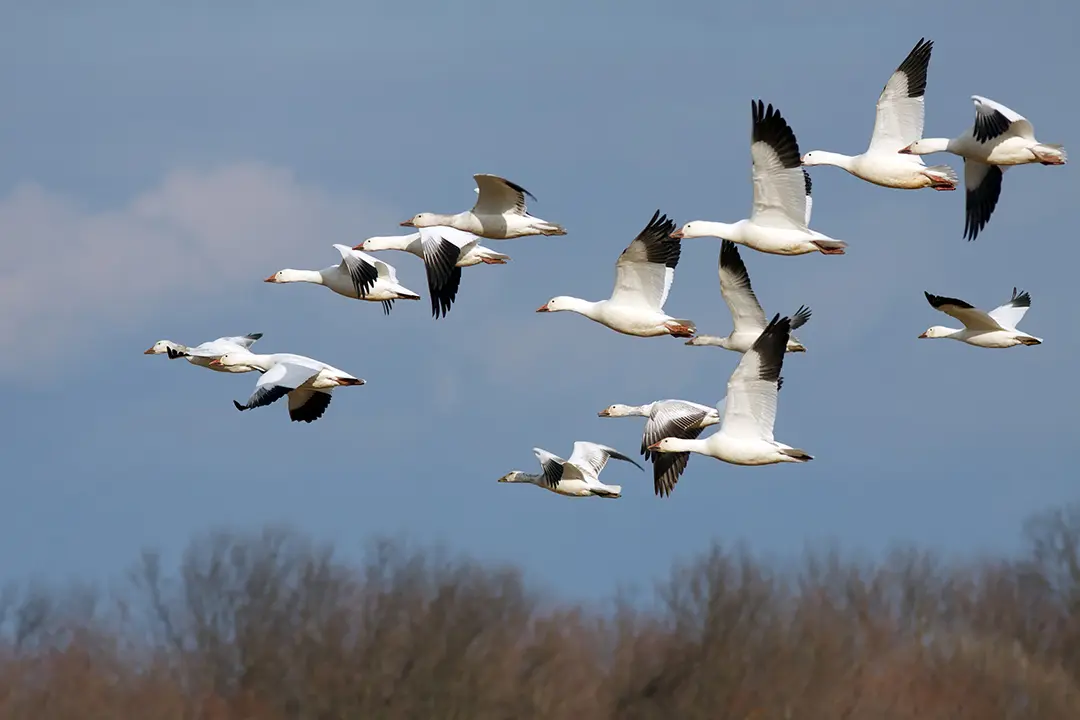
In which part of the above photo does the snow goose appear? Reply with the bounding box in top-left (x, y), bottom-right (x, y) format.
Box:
top-left (899, 96), bottom-right (1067, 240)
top-left (401, 174), bottom-right (566, 240)
top-left (536, 210), bottom-right (696, 338)
top-left (598, 400), bottom-right (722, 497)
top-left (919, 288), bottom-right (1041, 348)
top-left (144, 333), bottom-right (263, 373)
top-left (497, 441), bottom-right (643, 498)
top-left (685, 240), bottom-right (812, 353)
top-left (265, 245), bottom-right (421, 315)
top-left (354, 226), bottom-right (509, 319)
top-left (648, 314), bottom-right (812, 466)
top-left (209, 352), bottom-right (365, 423)
top-left (800, 38), bottom-right (958, 191)
top-left (671, 100), bottom-right (847, 256)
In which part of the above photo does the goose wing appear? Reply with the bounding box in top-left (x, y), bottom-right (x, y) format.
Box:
top-left (718, 240), bottom-right (768, 334)
top-left (971, 96), bottom-right (1035, 143)
top-left (868, 38), bottom-right (933, 153)
top-left (962, 160), bottom-right (1004, 242)
top-left (234, 362), bottom-right (319, 412)
top-left (642, 401), bottom-right (712, 498)
top-left (333, 244), bottom-right (380, 297)
top-left (286, 389), bottom-right (333, 423)
top-left (472, 174), bottom-right (537, 217)
top-left (563, 441), bottom-right (644, 483)
top-left (217, 333), bottom-right (263, 350)
top-left (986, 287), bottom-right (1031, 331)
top-left (609, 210), bottom-right (680, 310)
top-left (418, 227), bottom-right (475, 319)
top-left (749, 100), bottom-right (808, 230)
top-left (533, 448), bottom-right (566, 489)
top-left (721, 314), bottom-right (790, 441)
top-left (923, 291), bottom-right (1003, 331)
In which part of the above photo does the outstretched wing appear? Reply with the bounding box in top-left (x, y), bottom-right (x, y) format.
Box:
top-left (868, 38), bottom-right (933, 153)
top-left (718, 240), bottom-right (768, 334)
top-left (987, 287), bottom-right (1031, 330)
top-left (642, 401), bottom-right (713, 498)
top-left (923, 291), bottom-right (1002, 331)
top-left (533, 448), bottom-right (566, 489)
top-left (472, 174), bottom-right (536, 217)
top-left (610, 209), bottom-right (680, 311)
top-left (721, 314), bottom-right (790, 442)
top-left (971, 96), bottom-right (1035, 143)
top-left (218, 333), bottom-right (263, 349)
top-left (564, 441), bottom-right (644, 483)
top-left (333, 245), bottom-right (380, 298)
top-left (420, 231), bottom-right (465, 319)
top-left (287, 389), bottom-right (333, 423)
top-left (234, 362), bottom-right (318, 412)
top-left (749, 100), bottom-right (808, 230)
top-left (962, 160), bottom-right (1004, 242)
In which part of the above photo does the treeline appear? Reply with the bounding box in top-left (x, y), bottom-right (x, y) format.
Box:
top-left (3, 507), bottom-right (1080, 719)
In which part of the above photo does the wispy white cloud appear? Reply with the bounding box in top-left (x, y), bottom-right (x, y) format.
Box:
top-left (0, 162), bottom-right (397, 375)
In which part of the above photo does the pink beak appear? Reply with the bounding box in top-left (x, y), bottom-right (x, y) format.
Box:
top-left (898, 144), bottom-right (914, 155)
top-left (208, 358), bottom-right (222, 367)
top-left (400, 219), bottom-right (416, 227)
top-left (264, 274), bottom-right (277, 283)
top-left (536, 304), bottom-right (550, 312)
top-left (669, 229), bottom-right (684, 239)
top-left (647, 442), bottom-right (662, 451)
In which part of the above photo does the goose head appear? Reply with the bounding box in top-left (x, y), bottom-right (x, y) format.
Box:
top-left (598, 404), bottom-right (637, 418)
top-left (918, 326), bottom-right (951, 339)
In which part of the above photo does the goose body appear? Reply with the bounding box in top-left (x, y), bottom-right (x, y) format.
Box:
top-left (598, 400), bottom-right (722, 497)
top-left (144, 333), bottom-right (263, 373)
top-left (899, 96), bottom-right (1067, 240)
top-left (210, 352), bottom-right (365, 423)
top-left (649, 314), bottom-right (812, 467)
top-left (919, 288), bottom-right (1042, 348)
top-left (265, 245), bottom-right (421, 315)
top-left (401, 174), bottom-right (566, 240)
top-left (672, 100), bottom-right (848, 256)
top-left (801, 38), bottom-right (959, 191)
top-left (355, 226), bottom-right (509, 318)
top-left (536, 210), bottom-right (696, 338)
top-left (498, 441), bottom-right (643, 498)
top-left (685, 240), bottom-right (812, 353)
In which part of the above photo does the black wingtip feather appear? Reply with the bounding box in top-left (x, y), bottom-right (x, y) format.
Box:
top-left (924, 291), bottom-right (975, 311)
top-left (289, 392), bottom-right (332, 423)
top-left (803, 169), bottom-right (812, 197)
top-left (973, 107), bottom-right (1014, 145)
top-left (894, 38), bottom-right (933, 99)
top-left (750, 313), bottom-right (792, 385)
top-left (502, 177), bottom-right (537, 203)
top-left (425, 239), bottom-right (463, 319)
top-left (963, 165), bottom-right (1003, 241)
top-left (1009, 287), bottom-right (1031, 308)
top-left (751, 99), bottom-right (802, 169)
top-left (245, 333), bottom-right (263, 341)
top-left (233, 400), bottom-right (247, 412)
top-left (636, 209), bottom-right (681, 269)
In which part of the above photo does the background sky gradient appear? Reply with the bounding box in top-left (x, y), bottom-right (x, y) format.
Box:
top-left (2, 2), bottom-right (1077, 600)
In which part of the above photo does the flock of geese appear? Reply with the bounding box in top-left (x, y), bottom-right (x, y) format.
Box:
top-left (146, 38), bottom-right (1064, 499)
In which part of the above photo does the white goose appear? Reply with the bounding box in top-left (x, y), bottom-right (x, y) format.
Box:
top-left (497, 441), bottom-right (643, 498)
top-left (919, 288), bottom-right (1042, 348)
top-left (685, 240), bottom-right (812, 353)
top-left (265, 245), bottom-right (420, 315)
top-left (800, 38), bottom-right (958, 191)
top-left (649, 314), bottom-right (813, 466)
top-left (401, 174), bottom-right (566, 240)
top-left (899, 96), bottom-right (1067, 240)
top-left (354, 226), bottom-right (509, 318)
top-left (536, 210), bottom-right (696, 338)
top-left (210, 352), bottom-right (366, 423)
top-left (671, 100), bottom-right (847, 256)
top-left (598, 400), bottom-right (722, 497)
top-left (144, 333), bottom-right (263, 373)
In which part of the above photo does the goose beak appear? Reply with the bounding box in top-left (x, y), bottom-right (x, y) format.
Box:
top-left (536, 304), bottom-right (550, 312)
top-left (264, 274), bottom-right (277, 283)
top-left (143, 347), bottom-right (157, 354)
top-left (208, 359), bottom-right (222, 367)
top-left (647, 442), bottom-right (662, 451)
top-left (917, 331), bottom-right (928, 339)
top-left (400, 219), bottom-right (416, 227)
top-left (352, 243), bottom-right (364, 250)
top-left (669, 229), bottom-right (684, 239)
top-left (597, 409), bottom-right (610, 417)
top-left (898, 144), bottom-right (914, 155)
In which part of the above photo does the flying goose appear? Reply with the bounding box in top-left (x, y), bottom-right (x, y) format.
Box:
top-left (685, 240), bottom-right (812, 353)
top-left (401, 174), bottom-right (566, 240)
top-left (144, 333), bottom-right (263, 373)
top-left (899, 96), bottom-right (1067, 240)
top-left (671, 100), bottom-right (847, 256)
top-left (210, 352), bottom-right (365, 423)
top-left (801, 38), bottom-right (958, 191)
top-left (536, 210), bottom-right (696, 338)
top-left (648, 314), bottom-right (812, 466)
top-left (598, 400), bottom-right (722, 497)
top-left (265, 245), bottom-right (420, 315)
top-left (354, 226), bottom-right (509, 319)
top-left (919, 288), bottom-right (1042, 348)
top-left (497, 441), bottom-right (643, 498)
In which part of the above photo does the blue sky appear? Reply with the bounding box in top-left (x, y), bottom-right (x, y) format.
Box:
top-left (1, 2), bottom-right (1077, 600)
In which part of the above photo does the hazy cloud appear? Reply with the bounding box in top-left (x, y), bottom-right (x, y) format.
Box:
top-left (0, 162), bottom-right (395, 374)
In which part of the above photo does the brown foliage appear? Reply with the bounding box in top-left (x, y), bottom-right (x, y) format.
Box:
top-left (3, 505), bottom-right (1080, 718)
